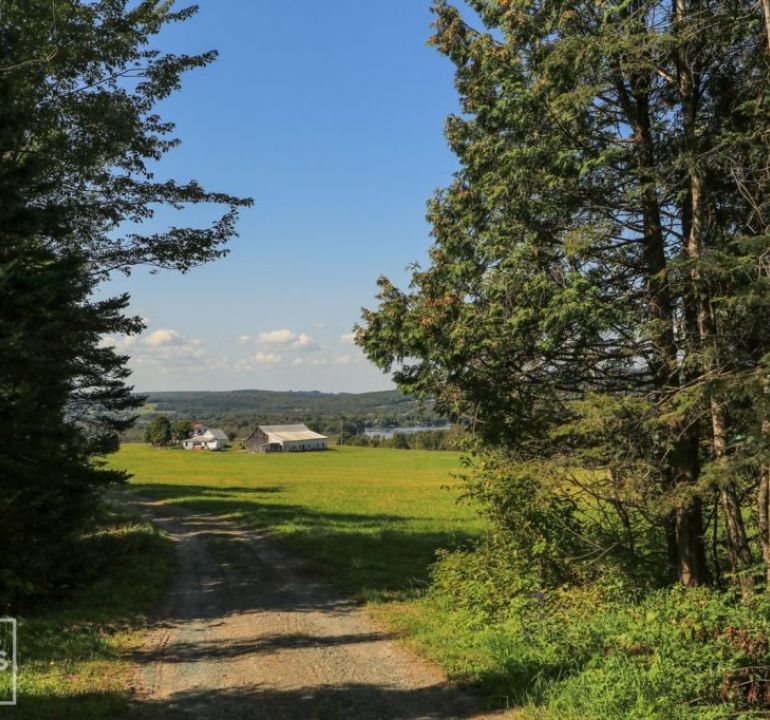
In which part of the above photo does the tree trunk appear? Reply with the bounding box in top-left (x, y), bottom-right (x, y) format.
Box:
top-left (670, 429), bottom-right (710, 586)
top-left (671, 0), bottom-right (712, 588)
top-left (761, 0), bottom-right (770, 56)
top-left (751, 0), bottom-right (770, 591)
top-left (676, 499), bottom-right (709, 586)
top-left (759, 419), bottom-right (770, 589)
top-left (711, 397), bottom-right (754, 595)
top-left (612, 1), bottom-right (709, 586)
top-left (685, 162), bottom-right (751, 590)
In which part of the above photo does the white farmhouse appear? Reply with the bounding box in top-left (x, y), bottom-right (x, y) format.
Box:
top-left (244, 424), bottom-right (328, 453)
top-left (182, 427), bottom-right (229, 451)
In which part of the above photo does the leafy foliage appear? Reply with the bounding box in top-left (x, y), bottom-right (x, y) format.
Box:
top-left (0, 1), bottom-right (249, 603)
top-left (357, 1), bottom-right (770, 714)
top-left (359, 0), bottom-right (770, 589)
top-left (146, 415), bottom-right (172, 447)
top-left (170, 418), bottom-right (194, 443)
top-left (408, 575), bottom-right (770, 719)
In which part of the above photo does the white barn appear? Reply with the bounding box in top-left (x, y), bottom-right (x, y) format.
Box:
top-left (182, 427), bottom-right (229, 451)
top-left (244, 424), bottom-right (328, 453)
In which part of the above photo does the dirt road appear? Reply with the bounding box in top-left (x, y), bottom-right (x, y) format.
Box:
top-left (125, 496), bottom-right (502, 720)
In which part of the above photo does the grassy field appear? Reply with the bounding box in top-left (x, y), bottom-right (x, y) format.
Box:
top-left (4, 510), bottom-right (174, 719)
top-left (110, 443), bottom-right (483, 603)
top-left (99, 445), bottom-right (770, 720)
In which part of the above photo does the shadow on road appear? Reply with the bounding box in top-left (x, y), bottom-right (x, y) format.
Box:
top-left (126, 486), bottom-right (477, 604)
top-left (118, 497), bottom-right (502, 720)
top-left (133, 683), bottom-right (495, 720)
top-left (131, 631), bottom-right (396, 664)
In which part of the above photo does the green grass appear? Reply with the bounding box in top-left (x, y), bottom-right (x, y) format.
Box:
top-left (107, 444), bottom-right (522, 713)
top-left (132, 402), bottom-right (158, 416)
top-left (2, 511), bottom-right (174, 719)
top-left (110, 444), bottom-right (483, 603)
top-left (101, 444), bottom-right (770, 719)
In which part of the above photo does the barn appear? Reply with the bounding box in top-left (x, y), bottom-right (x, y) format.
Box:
top-left (244, 424), bottom-right (328, 453)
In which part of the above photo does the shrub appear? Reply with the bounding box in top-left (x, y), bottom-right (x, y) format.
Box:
top-left (426, 548), bottom-right (770, 719)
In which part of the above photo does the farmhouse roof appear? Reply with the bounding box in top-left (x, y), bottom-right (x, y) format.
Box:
top-left (259, 424), bottom-right (327, 442)
top-left (183, 427), bottom-right (228, 442)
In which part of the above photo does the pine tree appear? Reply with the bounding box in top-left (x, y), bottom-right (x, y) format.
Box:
top-left (0, 243), bottom-right (140, 600)
top-left (0, 1), bottom-right (251, 603)
top-left (359, 0), bottom-right (770, 589)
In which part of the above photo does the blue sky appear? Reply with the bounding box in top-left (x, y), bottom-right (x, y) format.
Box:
top-left (103, 0), bottom-right (463, 393)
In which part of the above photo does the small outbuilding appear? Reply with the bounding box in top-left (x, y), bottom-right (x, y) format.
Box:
top-left (244, 424), bottom-right (328, 453)
top-left (182, 427), bottom-right (229, 451)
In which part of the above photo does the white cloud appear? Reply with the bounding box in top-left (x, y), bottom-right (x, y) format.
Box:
top-left (253, 352), bottom-right (282, 364)
top-left (290, 333), bottom-right (320, 351)
top-left (340, 332), bottom-right (356, 345)
top-left (237, 334), bottom-right (252, 345)
top-left (144, 328), bottom-right (183, 347)
top-left (291, 356), bottom-right (328, 368)
top-left (232, 359), bottom-right (253, 372)
top-left (257, 328), bottom-right (322, 352)
top-left (102, 327), bottom-right (209, 375)
top-left (259, 329), bottom-right (297, 345)
top-left (335, 354), bottom-right (353, 365)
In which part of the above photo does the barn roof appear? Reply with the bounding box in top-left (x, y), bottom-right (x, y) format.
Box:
top-left (259, 424), bottom-right (327, 442)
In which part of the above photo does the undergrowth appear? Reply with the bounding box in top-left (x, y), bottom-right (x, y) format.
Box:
top-left (391, 549), bottom-right (770, 719)
top-left (0, 507), bottom-right (173, 719)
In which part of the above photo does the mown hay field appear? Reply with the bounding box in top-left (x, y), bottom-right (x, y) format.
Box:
top-left (110, 444), bottom-right (484, 602)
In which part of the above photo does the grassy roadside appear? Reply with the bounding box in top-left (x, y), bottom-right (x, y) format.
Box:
top-left (2, 508), bottom-right (174, 719)
top-left (109, 444), bottom-right (522, 713)
top-left (108, 444), bottom-right (540, 714)
top-left (97, 443), bottom-right (770, 719)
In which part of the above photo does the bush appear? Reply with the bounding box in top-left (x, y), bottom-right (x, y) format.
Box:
top-left (425, 548), bottom-right (770, 718)
top-left (146, 415), bottom-right (172, 447)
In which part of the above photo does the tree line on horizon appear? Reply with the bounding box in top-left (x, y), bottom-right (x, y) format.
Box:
top-left (125, 387), bottom-right (444, 442)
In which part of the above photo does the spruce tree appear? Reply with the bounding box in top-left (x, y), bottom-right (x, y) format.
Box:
top-left (359, 1), bottom-right (770, 589)
top-left (0, 243), bottom-right (140, 600)
top-left (0, 1), bottom-right (251, 602)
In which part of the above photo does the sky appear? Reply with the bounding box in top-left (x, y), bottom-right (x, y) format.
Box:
top-left (102, 0), bottom-right (464, 393)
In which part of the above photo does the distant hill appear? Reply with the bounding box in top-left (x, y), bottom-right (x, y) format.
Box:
top-left (145, 389), bottom-right (418, 418)
top-left (133, 389), bottom-right (441, 439)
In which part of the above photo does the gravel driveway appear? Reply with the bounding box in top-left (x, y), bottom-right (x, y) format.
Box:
top-left (124, 496), bottom-right (504, 720)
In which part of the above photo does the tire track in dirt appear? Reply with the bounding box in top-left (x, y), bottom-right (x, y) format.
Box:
top-left (123, 495), bottom-right (505, 720)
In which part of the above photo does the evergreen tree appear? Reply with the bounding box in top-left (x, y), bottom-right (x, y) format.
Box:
top-left (359, 1), bottom-right (770, 590)
top-left (0, 243), bottom-right (140, 600)
top-left (0, 1), bottom-right (250, 602)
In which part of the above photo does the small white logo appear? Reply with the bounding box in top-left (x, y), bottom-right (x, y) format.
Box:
top-left (0, 618), bottom-right (17, 706)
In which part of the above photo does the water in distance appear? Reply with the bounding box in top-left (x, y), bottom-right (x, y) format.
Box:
top-left (363, 423), bottom-right (450, 439)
